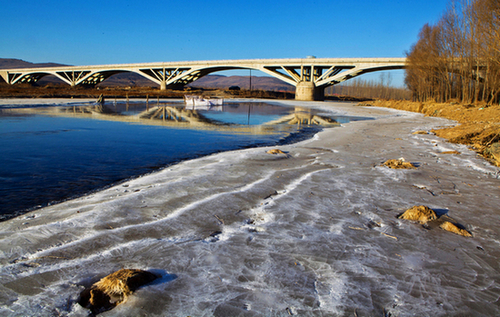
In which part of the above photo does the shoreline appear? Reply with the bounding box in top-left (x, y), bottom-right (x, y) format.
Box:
top-left (0, 99), bottom-right (499, 316)
top-left (360, 99), bottom-right (500, 167)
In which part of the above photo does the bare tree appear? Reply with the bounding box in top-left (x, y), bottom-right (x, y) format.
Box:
top-left (325, 74), bottom-right (412, 100)
top-left (405, 0), bottom-right (499, 104)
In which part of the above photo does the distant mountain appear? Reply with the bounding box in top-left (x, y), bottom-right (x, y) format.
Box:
top-left (0, 58), bottom-right (294, 91)
top-left (0, 58), bottom-right (67, 69)
top-left (0, 58), bottom-right (69, 85)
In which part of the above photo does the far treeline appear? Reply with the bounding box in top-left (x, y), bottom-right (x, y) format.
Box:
top-left (326, 73), bottom-right (412, 100)
top-left (405, 0), bottom-right (500, 104)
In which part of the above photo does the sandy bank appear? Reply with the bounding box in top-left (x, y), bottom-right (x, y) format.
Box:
top-left (0, 99), bottom-right (499, 316)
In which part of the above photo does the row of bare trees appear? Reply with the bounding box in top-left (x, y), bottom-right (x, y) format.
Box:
top-left (326, 73), bottom-right (412, 100)
top-left (405, 0), bottom-right (500, 104)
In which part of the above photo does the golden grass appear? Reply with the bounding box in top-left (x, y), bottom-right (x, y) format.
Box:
top-left (440, 151), bottom-right (461, 155)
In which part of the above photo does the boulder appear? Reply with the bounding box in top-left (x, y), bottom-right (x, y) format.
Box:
top-left (383, 159), bottom-right (416, 169)
top-left (398, 205), bottom-right (437, 224)
top-left (267, 149), bottom-right (287, 155)
top-left (440, 221), bottom-right (472, 237)
top-left (79, 269), bottom-right (158, 315)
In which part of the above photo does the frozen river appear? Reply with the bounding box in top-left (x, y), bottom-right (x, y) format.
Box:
top-left (0, 100), bottom-right (333, 221)
top-left (0, 99), bottom-right (499, 316)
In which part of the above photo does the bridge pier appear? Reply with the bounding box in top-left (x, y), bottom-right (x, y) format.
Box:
top-left (159, 82), bottom-right (186, 90)
top-left (295, 81), bottom-right (324, 101)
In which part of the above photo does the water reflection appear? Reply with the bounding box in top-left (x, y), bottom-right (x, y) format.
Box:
top-left (264, 107), bottom-right (339, 126)
top-left (184, 104), bottom-right (223, 111)
top-left (0, 102), bottom-right (341, 134)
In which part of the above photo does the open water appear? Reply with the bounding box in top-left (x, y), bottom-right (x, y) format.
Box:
top-left (0, 100), bottom-right (341, 221)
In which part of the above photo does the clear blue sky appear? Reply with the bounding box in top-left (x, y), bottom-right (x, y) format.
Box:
top-left (2, 0), bottom-right (449, 87)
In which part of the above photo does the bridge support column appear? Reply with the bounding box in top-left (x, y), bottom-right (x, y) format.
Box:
top-left (295, 81), bottom-right (324, 101)
top-left (160, 81), bottom-right (167, 90)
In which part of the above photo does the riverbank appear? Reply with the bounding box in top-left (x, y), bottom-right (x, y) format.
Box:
top-left (0, 83), bottom-right (297, 100)
top-left (0, 100), bottom-right (499, 316)
top-left (359, 100), bottom-right (500, 167)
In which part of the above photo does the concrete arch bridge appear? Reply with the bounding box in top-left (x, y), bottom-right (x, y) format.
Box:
top-left (0, 57), bottom-right (406, 101)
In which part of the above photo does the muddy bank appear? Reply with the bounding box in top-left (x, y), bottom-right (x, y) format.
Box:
top-left (358, 100), bottom-right (500, 166)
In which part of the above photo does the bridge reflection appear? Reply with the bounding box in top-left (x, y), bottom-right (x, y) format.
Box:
top-left (3, 103), bottom-right (340, 135)
top-left (263, 107), bottom-right (338, 126)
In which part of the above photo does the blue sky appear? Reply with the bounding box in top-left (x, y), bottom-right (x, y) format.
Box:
top-left (2, 0), bottom-right (449, 87)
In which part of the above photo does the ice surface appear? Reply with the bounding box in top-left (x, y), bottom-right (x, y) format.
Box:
top-left (0, 98), bottom-right (96, 108)
top-left (0, 99), bottom-right (499, 316)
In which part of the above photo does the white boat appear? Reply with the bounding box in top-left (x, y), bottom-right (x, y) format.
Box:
top-left (184, 95), bottom-right (223, 110)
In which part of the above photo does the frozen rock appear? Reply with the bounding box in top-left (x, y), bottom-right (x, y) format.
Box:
top-left (398, 205), bottom-right (437, 224)
top-left (78, 269), bottom-right (158, 315)
top-left (439, 221), bottom-right (472, 237)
